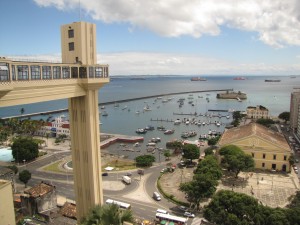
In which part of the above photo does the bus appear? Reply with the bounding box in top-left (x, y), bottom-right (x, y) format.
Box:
top-left (105, 199), bottom-right (131, 209)
top-left (155, 213), bottom-right (188, 225)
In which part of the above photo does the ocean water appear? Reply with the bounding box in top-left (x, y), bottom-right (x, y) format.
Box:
top-left (0, 75), bottom-right (298, 161)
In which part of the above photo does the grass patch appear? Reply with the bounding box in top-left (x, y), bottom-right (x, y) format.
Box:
top-left (102, 159), bottom-right (136, 171)
top-left (43, 161), bottom-right (62, 173)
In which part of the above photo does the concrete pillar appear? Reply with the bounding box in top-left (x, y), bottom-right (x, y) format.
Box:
top-left (68, 88), bottom-right (103, 220)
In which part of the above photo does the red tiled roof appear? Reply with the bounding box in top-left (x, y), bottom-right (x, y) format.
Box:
top-left (60, 202), bottom-right (77, 219)
top-left (62, 124), bottom-right (70, 129)
top-left (219, 122), bottom-right (290, 150)
top-left (24, 182), bottom-right (55, 198)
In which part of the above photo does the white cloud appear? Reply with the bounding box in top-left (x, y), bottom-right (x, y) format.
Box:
top-left (33, 0), bottom-right (300, 47)
top-left (7, 52), bottom-right (300, 75)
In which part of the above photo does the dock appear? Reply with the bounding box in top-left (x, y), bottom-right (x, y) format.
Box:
top-left (150, 118), bottom-right (174, 122)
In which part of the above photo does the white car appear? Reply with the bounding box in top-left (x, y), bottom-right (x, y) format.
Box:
top-left (184, 211), bottom-right (195, 218)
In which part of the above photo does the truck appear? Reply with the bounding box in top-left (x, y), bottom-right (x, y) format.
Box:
top-left (122, 175), bottom-right (131, 184)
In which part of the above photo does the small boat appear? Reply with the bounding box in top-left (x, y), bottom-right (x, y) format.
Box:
top-left (191, 77), bottom-right (207, 81)
top-left (136, 128), bottom-right (147, 134)
top-left (143, 105), bottom-right (152, 111)
top-left (100, 106), bottom-right (105, 109)
top-left (236, 97), bottom-right (242, 102)
top-left (114, 102), bottom-right (119, 107)
top-left (174, 119), bottom-right (181, 125)
top-left (145, 125), bottom-right (155, 131)
top-left (226, 115), bottom-right (230, 119)
top-left (157, 126), bottom-right (166, 131)
top-left (122, 105), bottom-right (128, 110)
top-left (164, 129), bottom-right (175, 134)
top-left (136, 111), bottom-right (140, 114)
top-left (102, 111), bottom-right (108, 116)
top-left (133, 142), bottom-right (140, 147)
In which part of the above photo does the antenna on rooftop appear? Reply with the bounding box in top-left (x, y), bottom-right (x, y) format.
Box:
top-left (79, 0), bottom-right (82, 21)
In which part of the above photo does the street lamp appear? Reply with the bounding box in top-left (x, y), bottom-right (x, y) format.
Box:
top-left (23, 159), bottom-right (26, 167)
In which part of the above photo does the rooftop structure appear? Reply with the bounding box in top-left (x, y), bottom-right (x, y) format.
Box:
top-left (246, 105), bottom-right (269, 119)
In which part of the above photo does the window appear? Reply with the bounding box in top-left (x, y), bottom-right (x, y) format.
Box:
top-left (79, 67), bottom-right (87, 78)
top-left (95, 67), bottom-right (102, 78)
top-left (42, 66), bottom-right (51, 79)
top-left (17, 65), bottom-right (29, 80)
top-left (273, 154), bottom-right (276, 160)
top-left (12, 65), bottom-right (15, 80)
top-left (71, 67), bottom-right (78, 78)
top-left (69, 42), bottom-right (74, 51)
top-left (53, 66), bottom-right (61, 79)
top-left (30, 65), bottom-right (41, 80)
top-left (251, 153), bottom-right (254, 157)
top-left (62, 66), bottom-right (70, 79)
top-left (284, 155), bottom-right (287, 161)
top-left (0, 63), bottom-right (9, 81)
top-left (263, 154), bottom-right (266, 159)
top-left (89, 67), bottom-right (94, 78)
top-left (262, 163), bottom-right (265, 167)
top-left (68, 29), bottom-right (74, 38)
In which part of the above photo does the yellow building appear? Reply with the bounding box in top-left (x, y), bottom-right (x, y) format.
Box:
top-left (218, 123), bottom-right (292, 172)
top-left (0, 179), bottom-right (16, 225)
top-left (246, 105), bottom-right (269, 119)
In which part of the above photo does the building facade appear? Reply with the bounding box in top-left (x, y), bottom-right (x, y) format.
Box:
top-left (290, 90), bottom-right (300, 136)
top-left (218, 123), bottom-right (292, 172)
top-left (36, 115), bottom-right (70, 138)
top-left (246, 105), bottom-right (269, 119)
top-left (0, 179), bottom-right (16, 225)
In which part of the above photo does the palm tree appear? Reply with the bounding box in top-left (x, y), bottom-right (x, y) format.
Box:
top-left (81, 204), bottom-right (134, 225)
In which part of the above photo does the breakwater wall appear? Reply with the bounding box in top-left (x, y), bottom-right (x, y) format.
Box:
top-left (1, 88), bottom-right (233, 119)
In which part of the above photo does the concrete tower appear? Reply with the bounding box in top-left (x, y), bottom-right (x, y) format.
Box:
top-left (0, 21), bottom-right (109, 220)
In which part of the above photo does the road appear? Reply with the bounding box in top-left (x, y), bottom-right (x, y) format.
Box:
top-left (18, 149), bottom-right (197, 224)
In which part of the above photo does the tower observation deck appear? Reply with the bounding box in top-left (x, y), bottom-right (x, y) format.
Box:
top-left (0, 21), bottom-right (109, 220)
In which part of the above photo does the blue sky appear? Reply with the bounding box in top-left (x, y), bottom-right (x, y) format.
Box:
top-left (1, 0), bottom-right (300, 75)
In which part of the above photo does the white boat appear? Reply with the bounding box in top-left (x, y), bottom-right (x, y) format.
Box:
top-left (122, 105), bottom-right (128, 110)
top-left (114, 102), bottom-right (119, 107)
top-left (185, 121), bottom-right (190, 125)
top-left (226, 115), bottom-right (230, 119)
top-left (136, 111), bottom-right (140, 114)
top-left (237, 97), bottom-right (242, 102)
top-left (174, 119), bottom-right (181, 125)
top-left (133, 142), bottom-right (140, 147)
top-left (100, 106), bottom-right (105, 109)
top-left (144, 105), bottom-right (152, 111)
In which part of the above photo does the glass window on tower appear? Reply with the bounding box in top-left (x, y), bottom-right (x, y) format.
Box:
top-left (68, 29), bottom-right (74, 38)
top-left (69, 42), bottom-right (74, 51)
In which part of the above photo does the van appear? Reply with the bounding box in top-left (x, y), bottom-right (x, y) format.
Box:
top-left (156, 209), bottom-right (168, 214)
top-left (153, 192), bottom-right (161, 201)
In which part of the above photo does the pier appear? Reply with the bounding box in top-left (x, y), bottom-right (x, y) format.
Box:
top-left (1, 88), bottom-right (233, 119)
top-left (150, 118), bottom-right (174, 122)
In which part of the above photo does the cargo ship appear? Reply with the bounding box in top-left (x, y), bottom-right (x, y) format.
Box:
top-left (265, 79), bottom-right (281, 82)
top-left (191, 77), bottom-right (207, 81)
top-left (233, 77), bottom-right (246, 80)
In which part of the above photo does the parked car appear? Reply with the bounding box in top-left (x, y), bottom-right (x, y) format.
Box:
top-left (184, 212), bottom-right (195, 218)
top-left (161, 168), bottom-right (167, 173)
top-left (179, 206), bottom-right (187, 211)
top-left (137, 169), bottom-right (144, 175)
top-left (126, 172), bottom-right (132, 176)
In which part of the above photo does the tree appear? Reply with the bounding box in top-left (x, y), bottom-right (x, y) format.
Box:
top-left (11, 137), bottom-right (39, 163)
top-left (256, 118), bottom-right (275, 128)
top-left (182, 144), bottom-right (200, 161)
top-left (194, 155), bottom-right (222, 180)
top-left (180, 173), bottom-right (218, 210)
top-left (19, 170), bottom-right (31, 187)
top-left (163, 150), bottom-right (171, 160)
top-left (208, 136), bottom-right (220, 146)
top-left (81, 203), bottom-right (134, 225)
top-left (135, 155), bottom-right (155, 167)
top-left (204, 147), bottom-right (214, 156)
top-left (219, 145), bottom-right (255, 178)
top-left (279, 111), bottom-right (290, 123)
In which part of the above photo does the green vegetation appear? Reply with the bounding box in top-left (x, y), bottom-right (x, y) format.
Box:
top-left (135, 155), bottom-right (155, 167)
top-left (208, 136), bottom-right (220, 146)
top-left (6, 165), bottom-right (18, 174)
top-left (204, 190), bottom-right (300, 225)
top-left (12, 137), bottom-right (39, 163)
top-left (231, 111), bottom-right (245, 127)
top-left (103, 159), bottom-right (136, 170)
top-left (180, 155), bottom-right (222, 210)
top-left (80, 203), bottom-right (134, 225)
top-left (219, 145), bottom-right (255, 178)
top-left (19, 170), bottom-right (31, 187)
top-left (256, 118), bottom-right (275, 127)
top-left (279, 111), bottom-right (290, 123)
top-left (182, 144), bottom-right (200, 161)
top-left (163, 150), bottom-right (171, 160)
top-left (43, 161), bottom-right (62, 173)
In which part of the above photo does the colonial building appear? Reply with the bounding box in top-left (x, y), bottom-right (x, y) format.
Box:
top-left (36, 115), bottom-right (70, 138)
top-left (246, 105), bottom-right (269, 119)
top-left (218, 123), bottom-right (292, 172)
top-left (21, 181), bottom-right (57, 216)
